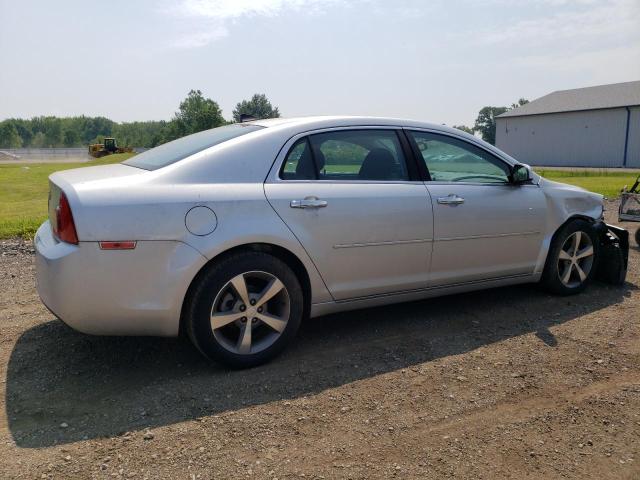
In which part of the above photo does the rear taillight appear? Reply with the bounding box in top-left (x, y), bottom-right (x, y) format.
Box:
top-left (53, 191), bottom-right (79, 244)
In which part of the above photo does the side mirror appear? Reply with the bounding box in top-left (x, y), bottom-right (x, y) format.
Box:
top-left (510, 164), bottom-right (531, 184)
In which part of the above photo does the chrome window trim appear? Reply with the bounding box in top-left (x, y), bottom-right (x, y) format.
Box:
top-left (425, 180), bottom-right (539, 188)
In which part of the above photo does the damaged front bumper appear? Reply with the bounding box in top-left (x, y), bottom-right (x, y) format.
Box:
top-left (593, 222), bottom-right (629, 285)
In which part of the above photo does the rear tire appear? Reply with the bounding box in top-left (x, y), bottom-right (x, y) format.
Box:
top-left (541, 219), bottom-right (599, 295)
top-left (635, 228), bottom-right (640, 247)
top-left (185, 251), bottom-right (304, 368)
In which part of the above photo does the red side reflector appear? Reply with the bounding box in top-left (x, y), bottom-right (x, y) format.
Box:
top-left (99, 241), bottom-right (137, 250)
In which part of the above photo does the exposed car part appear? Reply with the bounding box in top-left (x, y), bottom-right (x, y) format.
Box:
top-left (595, 223), bottom-right (629, 286)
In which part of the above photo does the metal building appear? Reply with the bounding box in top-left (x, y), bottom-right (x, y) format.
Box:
top-left (495, 80), bottom-right (640, 168)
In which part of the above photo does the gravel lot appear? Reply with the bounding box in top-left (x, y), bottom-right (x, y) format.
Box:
top-left (1, 200), bottom-right (638, 479)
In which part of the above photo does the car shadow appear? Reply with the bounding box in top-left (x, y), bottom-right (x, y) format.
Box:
top-left (5, 281), bottom-right (635, 448)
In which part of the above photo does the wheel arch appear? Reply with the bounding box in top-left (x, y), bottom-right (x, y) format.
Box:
top-left (179, 242), bottom-right (312, 336)
top-left (550, 213), bottom-right (599, 242)
top-left (539, 214), bottom-right (600, 274)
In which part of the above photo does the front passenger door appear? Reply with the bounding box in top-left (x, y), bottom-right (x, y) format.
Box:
top-left (406, 130), bottom-right (546, 286)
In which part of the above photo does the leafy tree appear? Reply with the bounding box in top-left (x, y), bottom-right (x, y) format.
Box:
top-left (511, 98), bottom-right (529, 109)
top-left (452, 125), bottom-right (474, 135)
top-left (474, 107), bottom-right (508, 145)
top-left (232, 93), bottom-right (280, 123)
top-left (0, 122), bottom-right (23, 148)
top-left (30, 132), bottom-right (47, 148)
top-left (12, 119), bottom-right (33, 146)
top-left (63, 129), bottom-right (80, 147)
top-left (166, 89), bottom-right (225, 141)
top-left (43, 117), bottom-right (64, 147)
top-left (474, 98), bottom-right (530, 145)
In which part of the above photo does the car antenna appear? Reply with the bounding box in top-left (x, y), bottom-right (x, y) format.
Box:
top-left (240, 114), bottom-right (257, 123)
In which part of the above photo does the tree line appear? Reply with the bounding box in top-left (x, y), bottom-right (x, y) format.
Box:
top-left (0, 91), bottom-right (280, 149)
top-left (0, 91), bottom-right (527, 149)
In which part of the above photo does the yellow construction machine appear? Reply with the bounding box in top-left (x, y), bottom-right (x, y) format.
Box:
top-left (88, 138), bottom-right (134, 158)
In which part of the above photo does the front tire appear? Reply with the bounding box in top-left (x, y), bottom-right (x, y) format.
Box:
top-left (541, 219), bottom-right (598, 295)
top-left (185, 251), bottom-right (304, 368)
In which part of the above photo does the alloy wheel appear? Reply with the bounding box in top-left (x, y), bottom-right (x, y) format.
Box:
top-left (210, 271), bottom-right (290, 355)
top-left (557, 231), bottom-right (595, 288)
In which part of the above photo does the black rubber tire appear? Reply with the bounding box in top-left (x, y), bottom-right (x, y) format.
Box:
top-left (184, 251), bottom-right (304, 369)
top-left (540, 219), bottom-right (599, 295)
top-left (635, 228), bottom-right (640, 247)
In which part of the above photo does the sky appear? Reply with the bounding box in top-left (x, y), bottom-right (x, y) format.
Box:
top-left (1, 0), bottom-right (639, 127)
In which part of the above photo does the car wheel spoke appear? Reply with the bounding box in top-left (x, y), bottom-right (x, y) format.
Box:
top-left (211, 311), bottom-right (241, 330)
top-left (256, 278), bottom-right (285, 308)
top-left (572, 231), bottom-right (582, 255)
top-left (230, 274), bottom-right (250, 306)
top-left (575, 245), bottom-right (593, 259)
top-left (558, 249), bottom-right (572, 261)
top-left (257, 312), bottom-right (287, 333)
top-left (237, 322), bottom-right (252, 354)
top-left (561, 264), bottom-right (573, 285)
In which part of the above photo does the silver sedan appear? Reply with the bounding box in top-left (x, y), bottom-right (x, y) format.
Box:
top-left (35, 117), bottom-right (629, 367)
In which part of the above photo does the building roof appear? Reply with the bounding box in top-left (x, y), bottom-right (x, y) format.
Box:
top-left (497, 80), bottom-right (640, 118)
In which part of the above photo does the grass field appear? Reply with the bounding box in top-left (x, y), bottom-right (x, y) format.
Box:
top-left (0, 153), bottom-right (134, 239)
top-left (0, 156), bottom-right (637, 239)
top-left (535, 168), bottom-right (639, 198)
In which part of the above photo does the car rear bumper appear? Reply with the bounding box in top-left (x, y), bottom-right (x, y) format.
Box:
top-left (34, 221), bottom-right (207, 336)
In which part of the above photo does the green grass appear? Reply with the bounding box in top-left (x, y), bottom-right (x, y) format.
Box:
top-left (0, 154), bottom-right (638, 239)
top-left (0, 153), bottom-right (134, 239)
top-left (535, 168), bottom-right (640, 198)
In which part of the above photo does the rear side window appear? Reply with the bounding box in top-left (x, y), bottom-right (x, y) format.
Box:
top-left (280, 129), bottom-right (409, 181)
top-left (124, 124), bottom-right (263, 171)
top-left (281, 138), bottom-right (314, 180)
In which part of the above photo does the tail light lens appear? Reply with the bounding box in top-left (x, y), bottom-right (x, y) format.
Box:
top-left (52, 191), bottom-right (79, 244)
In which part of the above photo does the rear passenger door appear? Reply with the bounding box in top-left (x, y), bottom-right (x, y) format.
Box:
top-left (265, 127), bottom-right (434, 301)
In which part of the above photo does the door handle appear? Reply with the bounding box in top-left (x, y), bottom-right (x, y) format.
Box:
top-left (290, 198), bottom-right (328, 209)
top-left (437, 194), bottom-right (465, 205)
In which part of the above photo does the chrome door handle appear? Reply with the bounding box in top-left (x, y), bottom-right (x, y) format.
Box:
top-left (437, 194), bottom-right (465, 205)
top-left (290, 198), bottom-right (328, 209)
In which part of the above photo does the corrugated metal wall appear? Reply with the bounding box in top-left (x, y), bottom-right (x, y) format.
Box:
top-left (626, 106), bottom-right (640, 168)
top-left (496, 108), bottom-right (629, 167)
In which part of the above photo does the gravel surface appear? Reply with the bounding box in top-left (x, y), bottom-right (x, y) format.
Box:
top-left (0, 200), bottom-right (638, 479)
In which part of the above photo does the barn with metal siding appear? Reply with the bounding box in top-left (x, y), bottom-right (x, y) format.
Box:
top-left (495, 80), bottom-right (640, 168)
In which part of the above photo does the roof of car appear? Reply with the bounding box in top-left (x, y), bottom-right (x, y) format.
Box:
top-left (249, 115), bottom-right (447, 130)
top-left (242, 115), bottom-right (519, 167)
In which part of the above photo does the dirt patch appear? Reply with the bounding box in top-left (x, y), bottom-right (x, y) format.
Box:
top-left (1, 202), bottom-right (639, 479)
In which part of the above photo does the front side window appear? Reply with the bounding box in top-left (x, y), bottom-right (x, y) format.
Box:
top-left (408, 131), bottom-right (510, 183)
top-left (280, 129), bottom-right (409, 181)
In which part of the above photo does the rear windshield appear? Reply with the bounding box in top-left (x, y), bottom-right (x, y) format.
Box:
top-left (124, 124), bottom-right (264, 171)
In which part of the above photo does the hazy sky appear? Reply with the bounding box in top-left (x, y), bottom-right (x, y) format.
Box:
top-left (1, 0), bottom-right (639, 126)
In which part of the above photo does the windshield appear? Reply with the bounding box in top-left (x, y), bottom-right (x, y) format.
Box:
top-left (124, 124), bottom-right (264, 171)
